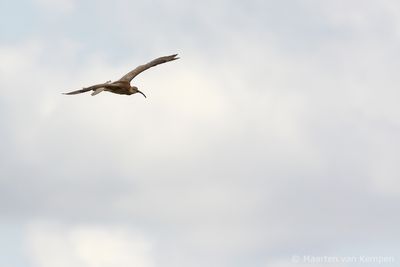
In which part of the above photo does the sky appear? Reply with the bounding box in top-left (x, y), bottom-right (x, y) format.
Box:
top-left (1, 0), bottom-right (400, 267)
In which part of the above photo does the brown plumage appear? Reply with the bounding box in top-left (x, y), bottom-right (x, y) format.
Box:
top-left (63, 54), bottom-right (179, 97)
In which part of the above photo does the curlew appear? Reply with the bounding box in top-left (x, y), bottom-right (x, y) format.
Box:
top-left (63, 54), bottom-right (179, 97)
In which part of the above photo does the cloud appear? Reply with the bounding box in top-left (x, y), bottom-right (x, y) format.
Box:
top-left (26, 221), bottom-right (153, 267)
top-left (32, 0), bottom-right (75, 13)
top-left (1, 1), bottom-right (400, 267)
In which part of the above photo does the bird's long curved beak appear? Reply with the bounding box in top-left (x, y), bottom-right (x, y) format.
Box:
top-left (138, 90), bottom-right (147, 98)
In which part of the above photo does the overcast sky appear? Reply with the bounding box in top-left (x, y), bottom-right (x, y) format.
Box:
top-left (1, 0), bottom-right (400, 267)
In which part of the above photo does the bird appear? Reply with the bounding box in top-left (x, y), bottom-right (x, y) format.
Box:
top-left (63, 54), bottom-right (179, 97)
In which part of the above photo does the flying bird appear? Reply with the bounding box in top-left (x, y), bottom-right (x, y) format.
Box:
top-left (63, 54), bottom-right (179, 97)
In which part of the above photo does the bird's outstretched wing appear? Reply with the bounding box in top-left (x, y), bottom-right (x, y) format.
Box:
top-left (63, 83), bottom-right (120, 95)
top-left (118, 54), bottom-right (179, 82)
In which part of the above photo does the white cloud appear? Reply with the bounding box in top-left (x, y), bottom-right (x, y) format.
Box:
top-left (2, 1), bottom-right (400, 267)
top-left (26, 221), bottom-right (153, 267)
top-left (0, 41), bottom-right (42, 78)
top-left (33, 0), bottom-right (75, 13)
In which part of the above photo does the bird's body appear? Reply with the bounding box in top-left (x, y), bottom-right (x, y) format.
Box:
top-left (63, 54), bottom-right (179, 97)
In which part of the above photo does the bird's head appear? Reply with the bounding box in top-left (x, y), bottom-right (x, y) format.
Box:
top-left (129, 86), bottom-right (146, 98)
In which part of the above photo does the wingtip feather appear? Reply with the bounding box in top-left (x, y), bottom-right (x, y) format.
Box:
top-left (168, 54), bottom-right (179, 60)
